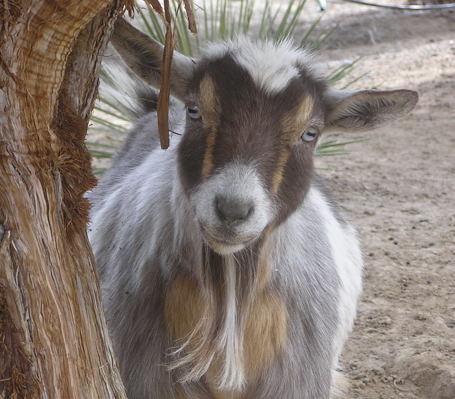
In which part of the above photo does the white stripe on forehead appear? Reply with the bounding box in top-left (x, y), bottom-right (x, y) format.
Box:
top-left (202, 38), bottom-right (315, 94)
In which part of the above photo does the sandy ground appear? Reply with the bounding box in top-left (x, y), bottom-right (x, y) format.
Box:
top-left (89, 3), bottom-right (455, 398)
top-left (309, 3), bottom-right (455, 398)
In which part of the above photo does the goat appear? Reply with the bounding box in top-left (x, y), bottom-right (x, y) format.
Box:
top-left (88, 18), bottom-right (418, 399)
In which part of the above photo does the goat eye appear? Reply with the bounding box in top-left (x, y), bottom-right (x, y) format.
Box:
top-left (301, 129), bottom-right (318, 142)
top-left (187, 105), bottom-right (201, 120)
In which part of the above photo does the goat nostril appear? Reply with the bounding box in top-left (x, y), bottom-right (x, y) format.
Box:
top-left (215, 196), bottom-right (254, 223)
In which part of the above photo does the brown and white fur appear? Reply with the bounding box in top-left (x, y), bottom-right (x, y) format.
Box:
top-left (88, 18), bottom-right (418, 399)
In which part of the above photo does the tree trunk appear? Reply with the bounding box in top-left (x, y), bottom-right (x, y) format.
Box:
top-left (0, 1), bottom-right (131, 398)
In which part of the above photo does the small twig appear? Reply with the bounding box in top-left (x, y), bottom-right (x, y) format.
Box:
top-left (182, 0), bottom-right (198, 33)
top-left (142, 0), bottom-right (197, 149)
top-left (156, 0), bottom-right (174, 149)
top-left (342, 0), bottom-right (455, 10)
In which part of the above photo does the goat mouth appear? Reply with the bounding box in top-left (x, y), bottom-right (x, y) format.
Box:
top-left (200, 226), bottom-right (256, 253)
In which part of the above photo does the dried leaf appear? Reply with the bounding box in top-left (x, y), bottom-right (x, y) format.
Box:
top-left (148, 0), bottom-right (197, 149)
top-left (121, 0), bottom-right (135, 17)
top-left (156, 0), bottom-right (174, 149)
top-left (145, 0), bottom-right (164, 16)
top-left (163, 0), bottom-right (172, 21)
top-left (182, 0), bottom-right (197, 33)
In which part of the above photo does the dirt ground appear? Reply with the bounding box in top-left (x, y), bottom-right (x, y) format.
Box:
top-left (89, 3), bottom-right (455, 398)
top-left (308, 3), bottom-right (455, 398)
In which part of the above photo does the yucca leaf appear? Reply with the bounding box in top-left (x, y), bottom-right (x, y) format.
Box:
top-left (299, 15), bottom-right (322, 46)
top-left (136, 3), bottom-right (156, 38)
top-left (92, 167), bottom-right (108, 175)
top-left (283, 0), bottom-right (307, 39)
top-left (145, 2), bottom-right (165, 42)
top-left (311, 23), bottom-right (338, 50)
top-left (341, 72), bottom-right (369, 89)
top-left (91, 116), bottom-right (129, 133)
top-left (275, 0), bottom-right (296, 39)
top-left (94, 106), bottom-right (130, 122)
top-left (86, 141), bottom-right (119, 149)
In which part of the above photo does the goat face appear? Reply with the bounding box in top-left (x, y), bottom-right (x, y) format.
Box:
top-left (178, 48), bottom-right (326, 254)
top-left (111, 19), bottom-right (418, 255)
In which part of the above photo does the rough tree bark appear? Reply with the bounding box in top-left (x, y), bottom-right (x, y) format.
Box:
top-left (0, 1), bottom-right (131, 398)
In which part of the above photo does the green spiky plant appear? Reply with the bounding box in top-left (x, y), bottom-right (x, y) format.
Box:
top-left (88, 0), bottom-right (365, 174)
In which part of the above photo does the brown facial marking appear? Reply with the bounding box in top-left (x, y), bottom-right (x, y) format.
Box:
top-left (199, 75), bottom-right (221, 178)
top-left (282, 95), bottom-right (315, 137)
top-left (271, 95), bottom-right (315, 194)
top-left (270, 147), bottom-right (290, 195)
top-left (202, 130), bottom-right (217, 179)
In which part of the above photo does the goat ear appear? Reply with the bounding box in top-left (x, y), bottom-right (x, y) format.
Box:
top-left (324, 89), bottom-right (418, 132)
top-left (111, 18), bottom-right (195, 101)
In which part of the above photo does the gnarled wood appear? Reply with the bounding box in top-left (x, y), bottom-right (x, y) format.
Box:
top-left (0, 1), bottom-right (129, 398)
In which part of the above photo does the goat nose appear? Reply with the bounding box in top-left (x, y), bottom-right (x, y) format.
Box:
top-left (215, 196), bottom-right (254, 224)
